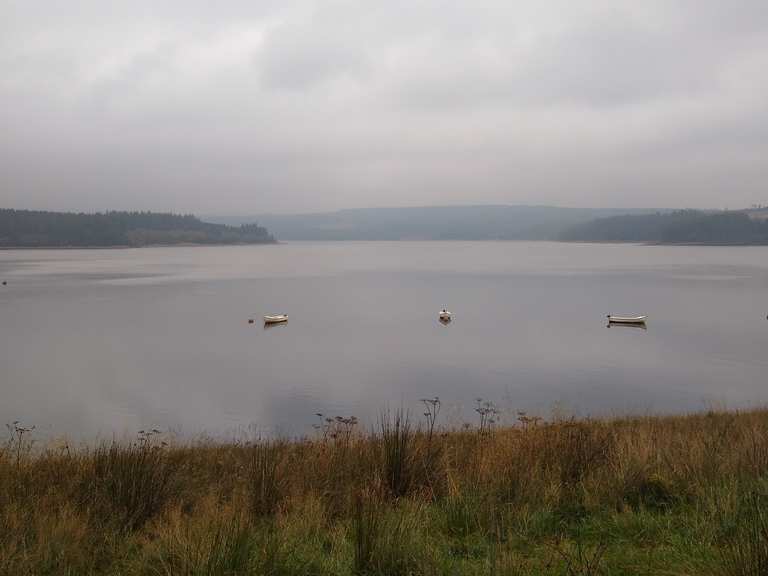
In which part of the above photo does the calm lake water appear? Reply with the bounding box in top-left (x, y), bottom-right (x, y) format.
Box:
top-left (2, 242), bottom-right (768, 439)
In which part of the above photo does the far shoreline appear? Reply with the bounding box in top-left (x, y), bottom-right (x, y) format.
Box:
top-left (5, 238), bottom-right (768, 249)
top-left (0, 241), bottom-right (279, 251)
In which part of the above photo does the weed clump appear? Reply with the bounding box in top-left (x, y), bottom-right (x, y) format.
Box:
top-left (246, 439), bottom-right (286, 518)
top-left (81, 434), bottom-right (178, 532)
top-left (380, 410), bottom-right (413, 499)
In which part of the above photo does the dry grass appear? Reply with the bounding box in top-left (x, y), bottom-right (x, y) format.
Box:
top-left (2, 407), bottom-right (768, 574)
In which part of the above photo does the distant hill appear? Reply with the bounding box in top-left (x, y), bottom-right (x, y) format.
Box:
top-left (560, 210), bottom-right (768, 245)
top-left (0, 209), bottom-right (275, 247)
top-left (207, 205), bottom-right (659, 241)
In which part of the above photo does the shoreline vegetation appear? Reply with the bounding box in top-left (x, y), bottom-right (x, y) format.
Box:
top-left (0, 209), bottom-right (275, 248)
top-left (3, 206), bottom-right (768, 247)
top-left (3, 406), bottom-right (768, 574)
top-left (559, 209), bottom-right (768, 245)
top-left (214, 205), bottom-right (768, 244)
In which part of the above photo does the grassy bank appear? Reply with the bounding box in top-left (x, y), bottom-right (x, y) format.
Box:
top-left (2, 408), bottom-right (768, 575)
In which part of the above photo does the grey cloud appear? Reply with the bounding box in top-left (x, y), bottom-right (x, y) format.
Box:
top-left (390, 13), bottom-right (763, 110)
top-left (518, 25), bottom-right (714, 106)
top-left (1, 0), bottom-right (767, 213)
top-left (260, 42), bottom-right (365, 91)
top-left (678, 0), bottom-right (768, 36)
top-left (258, 23), bottom-right (368, 91)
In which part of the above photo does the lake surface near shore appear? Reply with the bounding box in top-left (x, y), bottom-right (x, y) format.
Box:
top-left (2, 241), bottom-right (768, 439)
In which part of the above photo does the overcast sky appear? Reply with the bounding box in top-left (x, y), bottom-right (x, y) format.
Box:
top-left (1, 1), bottom-right (767, 214)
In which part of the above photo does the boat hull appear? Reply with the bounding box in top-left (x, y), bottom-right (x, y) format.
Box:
top-left (263, 315), bottom-right (288, 324)
top-left (607, 315), bottom-right (647, 324)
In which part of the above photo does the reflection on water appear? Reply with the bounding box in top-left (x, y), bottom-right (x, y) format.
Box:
top-left (607, 322), bottom-right (648, 330)
top-left (263, 321), bottom-right (288, 331)
top-left (2, 241), bottom-right (768, 439)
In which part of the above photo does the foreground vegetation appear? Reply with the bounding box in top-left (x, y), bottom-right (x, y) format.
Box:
top-left (0, 209), bottom-right (274, 247)
top-left (2, 406), bottom-right (768, 575)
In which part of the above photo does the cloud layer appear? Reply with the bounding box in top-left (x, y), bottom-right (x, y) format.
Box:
top-left (1, 0), bottom-right (767, 213)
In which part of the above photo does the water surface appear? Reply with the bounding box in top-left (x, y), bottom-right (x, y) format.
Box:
top-left (1, 242), bottom-right (767, 439)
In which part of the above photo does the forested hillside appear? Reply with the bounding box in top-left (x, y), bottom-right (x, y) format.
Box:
top-left (0, 209), bottom-right (275, 247)
top-left (560, 210), bottom-right (768, 244)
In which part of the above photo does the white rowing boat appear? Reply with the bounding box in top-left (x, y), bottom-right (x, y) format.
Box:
top-left (607, 314), bottom-right (647, 324)
top-left (439, 309), bottom-right (452, 320)
top-left (264, 314), bottom-right (288, 324)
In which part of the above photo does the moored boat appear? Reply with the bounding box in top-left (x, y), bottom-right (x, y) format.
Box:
top-left (439, 309), bottom-right (452, 320)
top-left (607, 314), bottom-right (647, 324)
top-left (264, 314), bottom-right (288, 324)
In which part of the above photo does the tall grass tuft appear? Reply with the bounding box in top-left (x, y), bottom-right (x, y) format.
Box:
top-left (82, 437), bottom-right (178, 532)
top-left (553, 421), bottom-right (614, 490)
top-left (380, 410), bottom-right (413, 499)
top-left (621, 470), bottom-right (676, 511)
top-left (157, 512), bottom-right (256, 576)
top-left (550, 527), bottom-right (608, 576)
top-left (720, 490), bottom-right (768, 576)
top-left (353, 491), bottom-right (384, 575)
top-left (246, 439), bottom-right (286, 518)
top-left (352, 492), bottom-right (432, 576)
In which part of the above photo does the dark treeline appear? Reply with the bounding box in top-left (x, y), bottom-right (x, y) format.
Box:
top-left (560, 209), bottom-right (768, 244)
top-left (0, 209), bottom-right (275, 247)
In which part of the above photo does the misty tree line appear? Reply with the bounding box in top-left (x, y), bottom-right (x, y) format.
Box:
top-left (559, 210), bottom-right (768, 244)
top-left (0, 209), bottom-right (275, 247)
